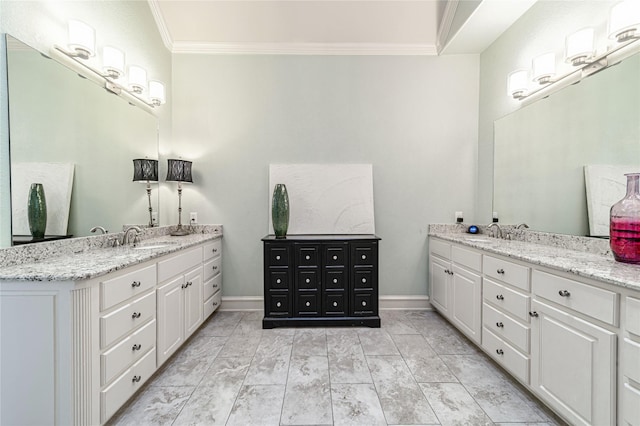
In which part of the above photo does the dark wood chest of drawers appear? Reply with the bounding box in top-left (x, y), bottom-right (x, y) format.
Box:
top-left (262, 235), bottom-right (381, 328)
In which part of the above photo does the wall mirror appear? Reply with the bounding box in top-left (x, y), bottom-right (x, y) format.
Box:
top-left (4, 34), bottom-right (159, 245)
top-left (493, 52), bottom-right (640, 237)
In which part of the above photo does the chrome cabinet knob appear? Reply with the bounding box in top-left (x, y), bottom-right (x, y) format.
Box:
top-left (276, 278), bottom-right (281, 284)
top-left (496, 349), bottom-right (504, 355)
top-left (361, 254), bottom-right (366, 260)
top-left (213, 301), bottom-right (218, 307)
top-left (131, 281), bottom-right (141, 288)
top-left (362, 301), bottom-right (367, 306)
top-left (496, 294), bottom-right (504, 300)
top-left (333, 278), bottom-right (338, 284)
top-left (497, 269), bottom-right (505, 274)
top-left (131, 312), bottom-right (141, 319)
top-left (305, 278), bottom-right (310, 284)
top-left (132, 375), bottom-right (141, 383)
top-left (305, 301), bottom-right (311, 307)
top-left (333, 302), bottom-right (338, 307)
top-left (558, 290), bottom-right (570, 297)
top-left (276, 255), bottom-right (281, 260)
top-left (333, 255), bottom-right (338, 260)
top-left (529, 311), bottom-right (539, 317)
top-left (212, 248), bottom-right (218, 253)
top-left (132, 344), bottom-right (141, 351)
top-left (496, 322), bottom-right (504, 328)
top-left (213, 283), bottom-right (219, 288)
top-left (213, 266), bottom-right (218, 271)
top-left (276, 301), bottom-right (282, 308)
top-left (362, 278), bottom-right (367, 283)
top-left (305, 255), bottom-right (310, 260)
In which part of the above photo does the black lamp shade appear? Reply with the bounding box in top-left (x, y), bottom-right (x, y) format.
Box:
top-left (166, 159), bottom-right (193, 183)
top-left (133, 159), bottom-right (159, 182)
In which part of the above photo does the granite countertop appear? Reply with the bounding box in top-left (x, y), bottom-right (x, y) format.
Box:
top-left (429, 231), bottom-right (640, 292)
top-left (0, 231), bottom-right (221, 282)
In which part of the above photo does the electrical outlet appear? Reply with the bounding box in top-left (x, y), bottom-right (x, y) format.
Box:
top-left (190, 212), bottom-right (198, 224)
top-left (455, 211), bottom-right (463, 223)
top-left (152, 212), bottom-right (158, 226)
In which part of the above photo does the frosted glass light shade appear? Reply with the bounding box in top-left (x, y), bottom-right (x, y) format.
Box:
top-left (149, 81), bottom-right (166, 106)
top-left (609, 1), bottom-right (640, 42)
top-left (532, 52), bottom-right (556, 84)
top-left (565, 28), bottom-right (595, 66)
top-left (508, 69), bottom-right (528, 99)
top-left (102, 46), bottom-right (125, 79)
top-left (68, 20), bottom-right (95, 59)
top-left (128, 65), bottom-right (147, 94)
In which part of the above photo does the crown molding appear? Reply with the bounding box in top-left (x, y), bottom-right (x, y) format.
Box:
top-left (147, 0), bottom-right (174, 52)
top-left (171, 42), bottom-right (439, 56)
top-left (437, 0), bottom-right (458, 54)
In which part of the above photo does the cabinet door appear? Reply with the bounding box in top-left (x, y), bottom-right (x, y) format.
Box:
top-left (530, 299), bottom-right (616, 426)
top-left (429, 256), bottom-right (451, 318)
top-left (451, 264), bottom-right (481, 344)
top-left (156, 276), bottom-right (185, 366)
top-left (184, 268), bottom-right (204, 339)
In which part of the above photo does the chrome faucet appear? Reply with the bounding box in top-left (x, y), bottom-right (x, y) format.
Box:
top-left (516, 223), bottom-right (530, 229)
top-left (90, 226), bottom-right (108, 234)
top-left (121, 226), bottom-right (143, 246)
top-left (487, 223), bottom-right (503, 239)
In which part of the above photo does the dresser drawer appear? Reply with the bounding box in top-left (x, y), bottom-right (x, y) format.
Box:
top-left (482, 327), bottom-right (529, 384)
top-left (158, 247), bottom-right (202, 282)
top-left (204, 289), bottom-right (222, 319)
top-left (429, 238), bottom-right (450, 260)
top-left (101, 319), bottom-right (156, 386)
top-left (101, 264), bottom-right (157, 311)
top-left (532, 270), bottom-right (618, 326)
top-left (623, 381), bottom-right (640, 426)
top-left (325, 269), bottom-right (347, 290)
top-left (353, 244), bottom-right (376, 266)
top-left (100, 347), bottom-right (156, 423)
top-left (297, 269), bottom-right (319, 290)
top-left (623, 337), bottom-right (640, 383)
top-left (267, 270), bottom-right (289, 290)
top-left (325, 243), bottom-right (347, 267)
top-left (297, 245), bottom-right (320, 267)
top-left (267, 245), bottom-right (290, 267)
top-left (483, 279), bottom-right (530, 322)
top-left (267, 293), bottom-right (290, 317)
top-left (452, 245), bottom-right (481, 271)
top-left (296, 293), bottom-right (319, 316)
top-left (483, 302), bottom-right (530, 353)
top-left (626, 296), bottom-right (640, 336)
top-left (100, 291), bottom-right (155, 349)
top-left (203, 238), bottom-right (222, 261)
top-left (483, 255), bottom-right (530, 291)
top-left (203, 273), bottom-right (222, 301)
top-left (353, 293), bottom-right (375, 316)
top-left (203, 256), bottom-right (222, 281)
top-left (323, 293), bottom-right (346, 316)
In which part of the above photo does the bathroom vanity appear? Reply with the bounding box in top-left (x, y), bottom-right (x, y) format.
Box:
top-left (428, 226), bottom-right (640, 426)
top-left (0, 226), bottom-right (222, 425)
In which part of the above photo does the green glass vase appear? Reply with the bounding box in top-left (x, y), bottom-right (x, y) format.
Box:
top-left (28, 183), bottom-right (47, 239)
top-left (272, 183), bottom-right (289, 238)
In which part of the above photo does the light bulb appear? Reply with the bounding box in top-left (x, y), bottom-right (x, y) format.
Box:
top-left (149, 81), bottom-right (166, 106)
top-left (507, 69), bottom-right (528, 99)
top-left (128, 65), bottom-right (147, 94)
top-left (532, 52), bottom-right (556, 84)
top-left (565, 28), bottom-right (595, 66)
top-left (609, 1), bottom-right (640, 42)
top-left (103, 46), bottom-right (125, 79)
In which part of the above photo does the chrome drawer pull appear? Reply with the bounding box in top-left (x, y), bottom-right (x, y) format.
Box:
top-left (362, 301), bottom-right (367, 306)
top-left (496, 294), bottom-right (504, 301)
top-left (213, 266), bottom-right (218, 271)
top-left (529, 311), bottom-right (539, 317)
top-left (131, 281), bottom-right (141, 288)
top-left (362, 278), bottom-right (367, 283)
top-left (132, 344), bottom-right (141, 351)
top-left (333, 302), bottom-right (338, 307)
top-left (213, 301), bottom-right (218, 307)
top-left (333, 279), bottom-right (338, 284)
top-left (131, 312), bottom-right (141, 319)
top-left (305, 255), bottom-right (311, 260)
top-left (276, 302), bottom-right (282, 308)
top-left (213, 284), bottom-right (219, 288)
top-left (333, 255), bottom-right (338, 260)
top-left (362, 254), bottom-right (367, 260)
top-left (496, 349), bottom-right (504, 355)
top-left (496, 322), bottom-right (504, 328)
top-left (305, 301), bottom-right (311, 307)
top-left (306, 278), bottom-right (310, 283)
top-left (558, 290), bottom-right (570, 297)
top-left (132, 375), bottom-right (141, 383)
top-left (497, 269), bottom-right (505, 274)
top-left (212, 248), bottom-right (218, 253)
top-left (276, 255), bottom-right (281, 260)
top-left (276, 278), bottom-right (281, 284)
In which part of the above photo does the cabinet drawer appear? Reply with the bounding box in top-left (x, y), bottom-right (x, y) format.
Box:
top-left (325, 244), bottom-right (347, 267)
top-left (623, 337), bottom-right (640, 383)
top-left (297, 293), bottom-right (319, 316)
top-left (267, 245), bottom-right (290, 266)
top-left (203, 256), bottom-right (222, 281)
top-left (626, 296), bottom-right (640, 336)
top-left (452, 245), bottom-right (481, 271)
top-left (203, 239), bottom-right (222, 261)
top-left (324, 293), bottom-right (346, 316)
top-left (100, 347), bottom-right (156, 423)
top-left (267, 270), bottom-right (289, 290)
top-left (297, 245), bottom-right (319, 267)
top-left (325, 269), bottom-right (347, 290)
top-left (353, 244), bottom-right (376, 266)
top-left (483, 279), bottom-right (530, 322)
top-left (100, 291), bottom-right (156, 349)
top-left (353, 293), bottom-right (375, 316)
top-left (353, 269), bottom-right (374, 290)
top-left (204, 290), bottom-right (222, 319)
top-left (623, 381), bottom-right (640, 426)
top-left (101, 319), bottom-right (156, 386)
top-left (429, 238), bottom-right (450, 260)
top-left (483, 302), bottom-right (529, 353)
top-left (532, 270), bottom-right (618, 326)
top-left (482, 327), bottom-right (529, 384)
top-left (101, 264), bottom-right (157, 311)
top-left (267, 293), bottom-right (290, 317)
top-left (203, 274), bottom-right (222, 301)
top-left (297, 270), bottom-right (319, 290)
top-left (483, 256), bottom-right (530, 291)
top-left (158, 247), bottom-right (202, 282)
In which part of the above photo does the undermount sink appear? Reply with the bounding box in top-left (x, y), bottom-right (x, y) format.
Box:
top-left (463, 236), bottom-right (492, 242)
top-left (132, 241), bottom-right (179, 250)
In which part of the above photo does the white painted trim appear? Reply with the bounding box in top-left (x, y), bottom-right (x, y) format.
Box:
top-left (172, 42), bottom-right (438, 56)
top-left (436, 0), bottom-right (458, 54)
top-left (147, 0), bottom-right (174, 52)
top-left (220, 295), bottom-right (431, 312)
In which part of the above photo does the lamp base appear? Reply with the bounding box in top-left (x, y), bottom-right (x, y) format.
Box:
top-left (170, 225), bottom-right (190, 236)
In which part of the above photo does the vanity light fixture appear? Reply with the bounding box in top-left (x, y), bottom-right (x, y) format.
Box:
top-left (166, 159), bottom-right (193, 236)
top-left (53, 20), bottom-right (166, 109)
top-left (133, 158), bottom-right (159, 228)
top-left (507, 0), bottom-right (640, 102)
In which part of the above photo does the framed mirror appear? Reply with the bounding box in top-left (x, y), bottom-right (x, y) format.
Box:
top-left (4, 34), bottom-right (159, 245)
top-left (493, 52), bottom-right (640, 237)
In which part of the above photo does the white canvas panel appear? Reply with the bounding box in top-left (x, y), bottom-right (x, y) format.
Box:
top-left (11, 162), bottom-right (74, 236)
top-left (585, 165), bottom-right (639, 237)
top-left (269, 164), bottom-right (375, 235)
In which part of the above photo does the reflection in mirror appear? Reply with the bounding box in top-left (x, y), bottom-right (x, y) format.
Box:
top-left (494, 53), bottom-right (640, 236)
top-left (5, 35), bottom-right (159, 244)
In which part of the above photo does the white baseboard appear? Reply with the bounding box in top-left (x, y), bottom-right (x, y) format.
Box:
top-left (220, 296), bottom-right (432, 312)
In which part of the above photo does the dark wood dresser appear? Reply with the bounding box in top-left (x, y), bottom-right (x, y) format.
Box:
top-left (262, 234), bottom-right (381, 328)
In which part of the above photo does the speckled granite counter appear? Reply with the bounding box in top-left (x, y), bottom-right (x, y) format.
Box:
top-left (0, 225), bottom-right (222, 282)
top-left (429, 224), bottom-right (640, 292)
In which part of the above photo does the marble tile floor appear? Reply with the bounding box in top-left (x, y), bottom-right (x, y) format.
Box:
top-left (109, 310), bottom-right (565, 426)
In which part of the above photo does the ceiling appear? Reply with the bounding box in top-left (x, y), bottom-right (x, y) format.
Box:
top-left (148, 0), bottom-right (536, 55)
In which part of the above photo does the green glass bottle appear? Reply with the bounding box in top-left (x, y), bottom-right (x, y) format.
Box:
top-left (272, 183), bottom-right (289, 238)
top-left (28, 183), bottom-right (47, 239)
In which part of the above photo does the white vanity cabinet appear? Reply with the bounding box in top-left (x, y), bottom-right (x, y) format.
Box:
top-left (622, 295), bottom-right (640, 426)
top-left (203, 238), bottom-right (222, 319)
top-left (428, 238), bottom-right (482, 344)
top-left (156, 246), bottom-right (204, 366)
